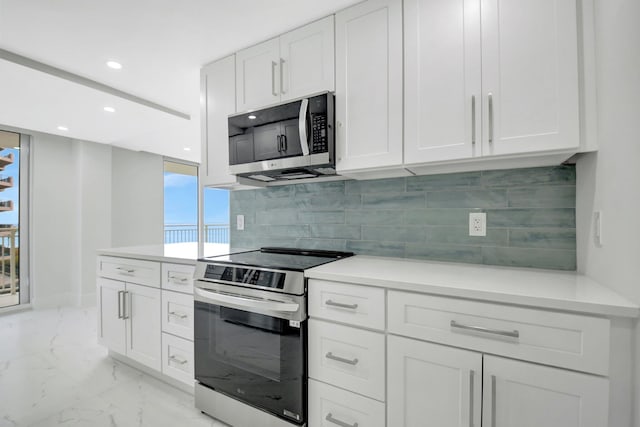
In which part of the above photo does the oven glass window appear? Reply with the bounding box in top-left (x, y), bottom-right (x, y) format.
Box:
top-left (195, 301), bottom-right (306, 424)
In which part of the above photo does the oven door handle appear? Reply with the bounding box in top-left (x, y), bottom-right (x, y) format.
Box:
top-left (194, 288), bottom-right (300, 313)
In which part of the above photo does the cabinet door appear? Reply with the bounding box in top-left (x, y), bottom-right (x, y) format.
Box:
top-left (229, 133), bottom-right (254, 165)
top-left (97, 278), bottom-right (126, 354)
top-left (201, 55), bottom-right (238, 187)
top-left (481, 0), bottom-right (580, 155)
top-left (482, 356), bottom-right (609, 427)
top-left (236, 38), bottom-right (281, 111)
top-left (125, 283), bottom-right (161, 371)
top-left (387, 335), bottom-right (482, 427)
top-left (335, 0), bottom-right (403, 173)
top-left (280, 16), bottom-right (335, 101)
top-left (404, 0), bottom-right (481, 164)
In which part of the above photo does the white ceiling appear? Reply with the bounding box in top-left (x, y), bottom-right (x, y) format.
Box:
top-left (0, 0), bottom-right (360, 162)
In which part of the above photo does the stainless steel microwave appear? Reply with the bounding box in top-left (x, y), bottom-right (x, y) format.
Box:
top-left (228, 92), bottom-right (335, 182)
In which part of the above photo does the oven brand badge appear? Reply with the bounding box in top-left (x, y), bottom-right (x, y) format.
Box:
top-left (236, 388), bottom-right (246, 395)
top-left (289, 320), bottom-right (301, 328)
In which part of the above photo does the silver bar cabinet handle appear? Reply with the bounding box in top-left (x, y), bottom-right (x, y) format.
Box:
top-left (123, 291), bottom-right (130, 320)
top-left (471, 95), bottom-right (476, 145)
top-left (169, 311), bottom-right (188, 319)
top-left (117, 290), bottom-right (123, 319)
top-left (491, 375), bottom-right (497, 427)
top-left (169, 276), bottom-right (188, 283)
top-left (271, 61), bottom-right (278, 96)
top-left (280, 58), bottom-right (286, 95)
top-left (488, 92), bottom-right (494, 144)
top-left (169, 355), bottom-right (188, 365)
top-left (325, 352), bottom-right (359, 366)
top-left (469, 370), bottom-right (475, 427)
top-left (116, 267), bottom-right (135, 273)
top-left (325, 300), bottom-right (358, 310)
top-left (450, 320), bottom-right (519, 338)
top-left (326, 413), bottom-right (358, 427)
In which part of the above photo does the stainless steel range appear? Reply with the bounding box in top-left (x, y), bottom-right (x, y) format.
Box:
top-left (193, 247), bottom-right (352, 427)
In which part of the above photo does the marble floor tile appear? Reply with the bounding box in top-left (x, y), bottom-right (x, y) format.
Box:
top-left (0, 306), bottom-right (226, 427)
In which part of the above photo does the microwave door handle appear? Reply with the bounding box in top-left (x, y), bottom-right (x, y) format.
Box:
top-left (194, 287), bottom-right (299, 313)
top-left (298, 98), bottom-right (310, 156)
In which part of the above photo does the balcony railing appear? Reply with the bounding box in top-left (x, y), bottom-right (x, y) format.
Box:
top-left (0, 227), bottom-right (18, 296)
top-left (164, 223), bottom-right (230, 244)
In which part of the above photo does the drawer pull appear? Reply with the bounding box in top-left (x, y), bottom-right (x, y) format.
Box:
top-left (169, 276), bottom-right (189, 283)
top-left (326, 413), bottom-right (358, 427)
top-left (116, 267), bottom-right (135, 273)
top-left (450, 320), bottom-right (519, 339)
top-left (168, 311), bottom-right (188, 319)
top-left (325, 300), bottom-right (358, 310)
top-left (325, 352), bottom-right (359, 366)
top-left (169, 355), bottom-right (188, 365)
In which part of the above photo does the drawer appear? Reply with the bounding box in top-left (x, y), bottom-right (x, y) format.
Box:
top-left (98, 256), bottom-right (160, 287)
top-left (161, 333), bottom-right (194, 386)
top-left (309, 379), bottom-right (385, 427)
top-left (161, 263), bottom-right (195, 294)
top-left (161, 290), bottom-right (194, 340)
top-left (309, 279), bottom-right (385, 330)
top-left (309, 319), bottom-right (385, 401)
top-left (388, 291), bottom-right (610, 375)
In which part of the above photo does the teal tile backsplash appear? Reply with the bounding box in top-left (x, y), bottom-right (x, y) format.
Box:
top-left (230, 166), bottom-right (577, 270)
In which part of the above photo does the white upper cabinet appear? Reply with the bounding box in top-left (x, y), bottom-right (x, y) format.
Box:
top-left (201, 55), bottom-right (242, 188)
top-left (481, 0), bottom-right (580, 156)
top-left (236, 38), bottom-right (281, 112)
top-left (280, 16), bottom-right (335, 101)
top-left (404, 0), bottom-right (582, 168)
top-left (404, 0), bottom-right (482, 164)
top-left (236, 17), bottom-right (335, 112)
top-left (335, 0), bottom-right (404, 175)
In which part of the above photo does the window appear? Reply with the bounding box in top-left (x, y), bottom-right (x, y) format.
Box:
top-left (163, 161), bottom-right (198, 244)
top-left (0, 130), bottom-right (29, 309)
top-left (202, 187), bottom-right (230, 257)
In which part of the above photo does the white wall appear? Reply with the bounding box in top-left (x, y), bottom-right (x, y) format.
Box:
top-left (20, 129), bottom-right (164, 308)
top-left (576, 0), bottom-right (640, 425)
top-left (111, 147), bottom-right (164, 247)
top-left (73, 141), bottom-right (112, 306)
top-left (30, 133), bottom-right (78, 307)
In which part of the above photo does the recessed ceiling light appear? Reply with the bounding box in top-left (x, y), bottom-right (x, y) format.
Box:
top-left (106, 61), bottom-right (122, 70)
top-left (248, 115), bottom-right (257, 120)
top-left (57, 126), bottom-right (69, 131)
top-left (183, 147), bottom-right (191, 152)
top-left (104, 106), bottom-right (116, 113)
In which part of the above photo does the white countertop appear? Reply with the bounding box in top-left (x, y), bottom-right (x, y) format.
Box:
top-left (305, 255), bottom-right (639, 318)
top-left (97, 242), bottom-right (231, 264)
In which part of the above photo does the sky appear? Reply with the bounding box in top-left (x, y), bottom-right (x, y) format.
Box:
top-left (163, 172), bottom-right (229, 225)
top-left (0, 147), bottom-right (19, 226)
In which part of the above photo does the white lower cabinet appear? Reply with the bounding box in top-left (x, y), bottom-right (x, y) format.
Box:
top-left (309, 379), bottom-right (385, 427)
top-left (125, 283), bottom-right (162, 370)
top-left (97, 277), bottom-right (126, 354)
top-left (309, 319), bottom-right (385, 401)
top-left (97, 278), bottom-right (161, 371)
top-left (310, 281), bottom-right (612, 427)
top-left (483, 356), bottom-right (608, 427)
top-left (387, 335), bottom-right (482, 427)
top-left (162, 332), bottom-right (194, 386)
top-left (98, 257), bottom-right (195, 389)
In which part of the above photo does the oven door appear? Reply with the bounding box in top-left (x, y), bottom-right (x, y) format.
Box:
top-left (194, 286), bottom-right (306, 425)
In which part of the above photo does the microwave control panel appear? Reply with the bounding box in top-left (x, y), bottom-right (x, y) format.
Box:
top-left (311, 115), bottom-right (328, 154)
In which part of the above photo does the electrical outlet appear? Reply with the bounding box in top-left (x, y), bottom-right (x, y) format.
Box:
top-left (469, 212), bottom-right (486, 237)
top-left (236, 214), bottom-right (245, 231)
